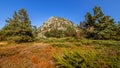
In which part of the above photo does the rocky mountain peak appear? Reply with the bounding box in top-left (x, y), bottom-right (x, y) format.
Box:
top-left (38, 16), bottom-right (77, 33)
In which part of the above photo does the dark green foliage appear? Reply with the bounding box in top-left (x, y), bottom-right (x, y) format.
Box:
top-left (0, 9), bottom-right (33, 43)
top-left (65, 26), bottom-right (76, 37)
top-left (0, 30), bottom-right (5, 41)
top-left (80, 6), bottom-right (120, 40)
top-left (51, 43), bottom-right (71, 47)
top-left (32, 26), bottom-right (38, 40)
top-left (54, 44), bottom-right (120, 68)
top-left (54, 51), bottom-right (89, 68)
top-left (45, 29), bottom-right (65, 38)
top-left (44, 26), bottom-right (76, 38)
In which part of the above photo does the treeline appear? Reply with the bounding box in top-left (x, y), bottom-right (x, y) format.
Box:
top-left (0, 6), bottom-right (120, 43)
top-left (44, 6), bottom-right (120, 40)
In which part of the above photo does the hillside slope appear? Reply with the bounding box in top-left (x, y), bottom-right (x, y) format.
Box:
top-left (38, 16), bottom-right (77, 33)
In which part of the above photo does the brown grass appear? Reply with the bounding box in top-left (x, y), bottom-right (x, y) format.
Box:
top-left (0, 42), bottom-right (60, 68)
top-left (0, 40), bottom-right (119, 68)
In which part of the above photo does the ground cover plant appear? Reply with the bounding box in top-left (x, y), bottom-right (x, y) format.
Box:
top-left (0, 37), bottom-right (120, 68)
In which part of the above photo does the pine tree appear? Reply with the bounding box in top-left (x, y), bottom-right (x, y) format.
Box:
top-left (1, 8), bottom-right (33, 43)
top-left (80, 6), bottom-right (116, 40)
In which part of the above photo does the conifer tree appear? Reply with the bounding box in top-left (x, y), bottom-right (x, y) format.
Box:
top-left (1, 8), bottom-right (33, 43)
top-left (80, 6), bottom-right (116, 40)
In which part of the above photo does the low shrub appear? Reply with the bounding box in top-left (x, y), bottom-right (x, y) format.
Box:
top-left (6, 35), bottom-right (34, 43)
top-left (51, 43), bottom-right (71, 47)
top-left (73, 42), bottom-right (83, 46)
top-left (62, 37), bottom-right (77, 42)
top-left (53, 49), bottom-right (120, 68)
top-left (92, 40), bottom-right (120, 46)
top-left (53, 51), bottom-right (89, 68)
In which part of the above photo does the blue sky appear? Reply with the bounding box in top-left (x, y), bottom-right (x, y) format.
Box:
top-left (0, 0), bottom-right (120, 29)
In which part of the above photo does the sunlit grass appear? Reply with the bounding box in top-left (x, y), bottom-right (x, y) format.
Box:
top-left (0, 37), bottom-right (120, 68)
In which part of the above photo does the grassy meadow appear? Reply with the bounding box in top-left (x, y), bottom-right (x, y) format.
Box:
top-left (0, 37), bottom-right (120, 68)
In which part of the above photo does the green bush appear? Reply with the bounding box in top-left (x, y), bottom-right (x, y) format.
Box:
top-left (0, 35), bottom-right (5, 41)
top-left (44, 26), bottom-right (76, 38)
top-left (51, 43), bottom-right (71, 47)
top-left (7, 35), bottom-right (33, 43)
top-left (73, 42), bottom-right (82, 46)
top-left (53, 51), bottom-right (89, 68)
top-left (0, 30), bottom-right (6, 41)
top-left (44, 29), bottom-right (65, 38)
top-left (92, 40), bottom-right (120, 46)
top-left (53, 48), bottom-right (120, 68)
